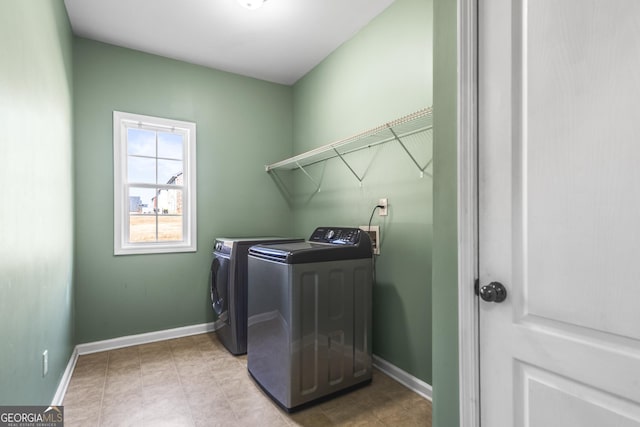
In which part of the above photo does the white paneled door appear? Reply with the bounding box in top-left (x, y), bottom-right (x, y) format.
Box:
top-left (478, 0), bottom-right (640, 426)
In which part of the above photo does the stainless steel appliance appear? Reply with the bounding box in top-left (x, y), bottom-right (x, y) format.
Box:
top-left (247, 227), bottom-right (373, 411)
top-left (210, 237), bottom-right (302, 355)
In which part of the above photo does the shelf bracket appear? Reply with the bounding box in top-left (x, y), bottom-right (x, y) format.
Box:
top-left (296, 161), bottom-right (321, 192)
top-left (388, 126), bottom-right (431, 177)
top-left (333, 148), bottom-right (364, 186)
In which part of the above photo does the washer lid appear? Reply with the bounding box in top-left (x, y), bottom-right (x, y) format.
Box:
top-left (213, 236), bottom-right (302, 254)
top-left (248, 227), bottom-right (372, 264)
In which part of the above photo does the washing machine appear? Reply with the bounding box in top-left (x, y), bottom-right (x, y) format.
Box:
top-left (210, 236), bottom-right (302, 355)
top-left (246, 227), bottom-right (373, 411)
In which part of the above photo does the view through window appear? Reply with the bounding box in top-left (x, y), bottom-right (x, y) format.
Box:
top-left (127, 127), bottom-right (184, 242)
top-left (114, 112), bottom-right (196, 255)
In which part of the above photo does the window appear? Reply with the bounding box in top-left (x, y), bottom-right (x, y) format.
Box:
top-left (113, 111), bottom-right (196, 255)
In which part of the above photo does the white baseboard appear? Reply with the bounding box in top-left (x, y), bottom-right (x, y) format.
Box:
top-left (373, 354), bottom-right (432, 401)
top-left (51, 346), bottom-right (78, 406)
top-left (76, 321), bottom-right (218, 355)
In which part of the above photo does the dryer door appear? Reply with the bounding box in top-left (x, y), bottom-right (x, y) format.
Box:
top-left (210, 253), bottom-right (230, 323)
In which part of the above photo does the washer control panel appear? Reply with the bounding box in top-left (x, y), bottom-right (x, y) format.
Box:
top-left (213, 239), bottom-right (232, 255)
top-left (309, 227), bottom-right (361, 245)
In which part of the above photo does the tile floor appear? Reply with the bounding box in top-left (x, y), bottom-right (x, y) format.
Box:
top-left (63, 333), bottom-right (432, 426)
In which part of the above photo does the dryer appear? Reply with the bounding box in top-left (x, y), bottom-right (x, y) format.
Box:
top-left (247, 227), bottom-right (373, 411)
top-left (210, 236), bottom-right (302, 355)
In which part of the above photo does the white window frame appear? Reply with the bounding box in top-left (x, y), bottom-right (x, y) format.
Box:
top-left (113, 111), bottom-right (197, 255)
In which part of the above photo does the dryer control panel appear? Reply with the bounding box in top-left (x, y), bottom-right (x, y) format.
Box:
top-left (309, 227), bottom-right (362, 245)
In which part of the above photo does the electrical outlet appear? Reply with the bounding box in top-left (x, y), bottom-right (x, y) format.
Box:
top-left (43, 350), bottom-right (48, 377)
top-left (360, 225), bottom-right (380, 255)
top-left (378, 198), bottom-right (388, 216)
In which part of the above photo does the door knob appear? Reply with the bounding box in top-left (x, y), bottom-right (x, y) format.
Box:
top-left (479, 282), bottom-right (507, 303)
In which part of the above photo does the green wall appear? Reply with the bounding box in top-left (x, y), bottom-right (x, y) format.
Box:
top-left (73, 38), bottom-right (294, 343)
top-left (0, 0), bottom-right (75, 404)
top-left (0, 0), bottom-right (459, 412)
top-left (432, 0), bottom-right (459, 425)
top-left (290, 0), bottom-right (433, 383)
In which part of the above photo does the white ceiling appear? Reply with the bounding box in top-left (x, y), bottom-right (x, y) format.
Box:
top-left (64, 0), bottom-right (395, 85)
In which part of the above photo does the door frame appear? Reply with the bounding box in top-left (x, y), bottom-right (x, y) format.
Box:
top-left (457, 0), bottom-right (480, 425)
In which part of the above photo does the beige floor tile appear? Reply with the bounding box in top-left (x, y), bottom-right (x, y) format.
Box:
top-left (64, 416), bottom-right (100, 427)
top-left (235, 405), bottom-right (289, 427)
top-left (198, 347), bottom-right (228, 358)
top-left (64, 401), bottom-right (102, 426)
top-left (184, 387), bottom-right (225, 407)
top-left (174, 360), bottom-right (208, 378)
top-left (138, 341), bottom-right (170, 353)
top-left (189, 397), bottom-right (233, 415)
top-left (142, 383), bottom-right (184, 403)
top-left (105, 368), bottom-right (141, 387)
top-left (207, 356), bottom-right (244, 372)
top-left (143, 403), bottom-right (192, 423)
top-left (181, 376), bottom-right (222, 399)
top-left (67, 371), bottom-right (107, 391)
top-left (106, 357), bottom-right (140, 372)
top-left (63, 382), bottom-right (104, 407)
top-left (99, 407), bottom-right (145, 427)
top-left (139, 350), bottom-right (173, 364)
top-left (144, 412), bottom-right (195, 427)
top-left (322, 403), bottom-right (373, 425)
top-left (72, 362), bottom-right (107, 378)
top-left (63, 333), bottom-right (432, 427)
top-left (107, 346), bottom-right (139, 360)
top-left (218, 374), bottom-right (259, 399)
top-left (102, 387), bottom-right (143, 408)
top-left (189, 399), bottom-right (235, 426)
top-left (381, 414), bottom-right (430, 427)
top-left (107, 357), bottom-right (140, 372)
top-left (370, 399), bottom-right (417, 422)
top-left (76, 352), bottom-right (109, 366)
top-left (141, 367), bottom-right (180, 388)
top-left (195, 341), bottom-right (220, 352)
top-left (140, 359), bottom-right (175, 374)
top-left (227, 393), bottom-right (274, 414)
top-left (168, 336), bottom-right (198, 349)
top-left (193, 411), bottom-right (238, 427)
top-left (172, 353), bottom-right (203, 366)
top-left (342, 417), bottom-right (386, 427)
top-left (100, 394), bottom-right (143, 416)
top-left (288, 407), bottom-right (335, 426)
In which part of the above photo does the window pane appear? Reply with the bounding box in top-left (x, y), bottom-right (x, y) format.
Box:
top-left (129, 213), bottom-right (157, 243)
top-left (158, 132), bottom-right (183, 159)
top-left (158, 214), bottom-right (183, 242)
top-left (155, 189), bottom-right (182, 215)
top-left (129, 214), bottom-right (156, 243)
top-left (158, 159), bottom-right (183, 185)
top-left (129, 187), bottom-right (156, 214)
top-left (128, 156), bottom-right (156, 184)
top-left (127, 128), bottom-right (156, 156)
top-left (129, 187), bottom-right (158, 243)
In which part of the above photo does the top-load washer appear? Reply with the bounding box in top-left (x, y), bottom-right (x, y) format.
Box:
top-left (210, 236), bottom-right (302, 355)
top-left (247, 227), bottom-right (373, 411)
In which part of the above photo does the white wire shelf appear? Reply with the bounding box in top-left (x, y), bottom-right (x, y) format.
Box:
top-left (265, 107), bottom-right (433, 184)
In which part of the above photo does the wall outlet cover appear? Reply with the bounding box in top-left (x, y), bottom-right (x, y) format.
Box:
top-left (43, 350), bottom-right (48, 377)
top-left (378, 198), bottom-right (388, 216)
top-left (360, 225), bottom-right (380, 255)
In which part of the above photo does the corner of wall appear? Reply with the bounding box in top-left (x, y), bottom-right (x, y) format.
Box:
top-left (432, 0), bottom-right (460, 425)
